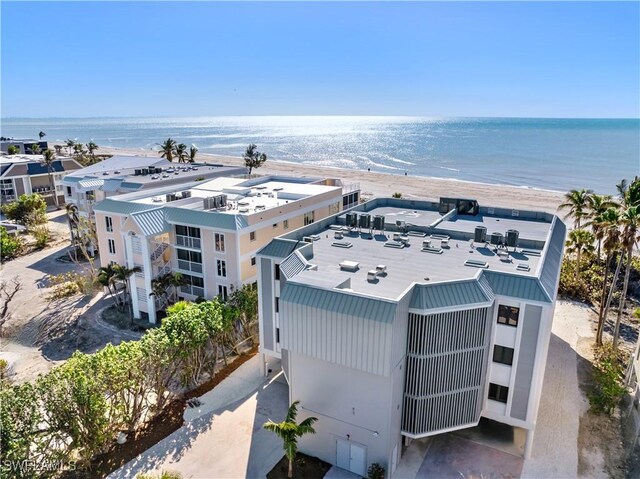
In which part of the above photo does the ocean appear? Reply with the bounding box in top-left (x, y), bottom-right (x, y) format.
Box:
top-left (1, 116), bottom-right (638, 194)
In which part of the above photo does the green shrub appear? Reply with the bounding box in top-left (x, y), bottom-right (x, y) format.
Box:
top-left (136, 471), bottom-right (182, 479)
top-left (558, 255), bottom-right (604, 304)
top-left (7, 145), bottom-right (19, 155)
top-left (0, 226), bottom-right (24, 261)
top-left (0, 358), bottom-right (12, 388)
top-left (588, 342), bottom-right (626, 414)
top-left (392, 192), bottom-right (402, 199)
top-left (368, 463), bottom-right (385, 479)
top-left (1, 193), bottom-right (47, 225)
top-left (31, 225), bottom-right (52, 249)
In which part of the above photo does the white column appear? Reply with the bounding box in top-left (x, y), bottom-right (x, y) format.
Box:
top-left (22, 177), bottom-right (32, 194)
top-left (141, 237), bottom-right (156, 324)
top-left (124, 232), bottom-right (140, 320)
top-left (524, 428), bottom-right (535, 459)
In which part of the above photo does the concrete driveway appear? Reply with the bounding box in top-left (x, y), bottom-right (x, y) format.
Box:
top-left (109, 355), bottom-right (289, 479)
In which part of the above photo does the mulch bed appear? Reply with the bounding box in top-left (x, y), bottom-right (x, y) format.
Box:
top-left (267, 452), bottom-right (332, 479)
top-left (74, 345), bottom-right (258, 478)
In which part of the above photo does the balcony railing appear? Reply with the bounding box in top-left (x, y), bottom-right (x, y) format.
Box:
top-left (181, 284), bottom-right (205, 297)
top-left (175, 235), bottom-right (201, 249)
top-left (150, 242), bottom-right (169, 262)
top-left (177, 260), bottom-right (203, 274)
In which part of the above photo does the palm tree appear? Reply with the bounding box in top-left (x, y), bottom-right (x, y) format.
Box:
top-left (559, 188), bottom-right (594, 229)
top-left (86, 141), bottom-right (99, 160)
top-left (613, 206), bottom-right (639, 348)
top-left (112, 264), bottom-right (142, 315)
top-left (159, 138), bottom-right (177, 162)
top-left (168, 272), bottom-right (185, 302)
top-left (263, 401), bottom-right (318, 478)
top-left (30, 143), bottom-right (42, 155)
top-left (149, 272), bottom-right (184, 312)
top-left (41, 149), bottom-right (60, 209)
top-left (243, 144), bottom-right (267, 174)
top-left (98, 264), bottom-right (119, 308)
top-left (38, 131), bottom-right (46, 140)
top-left (64, 139), bottom-right (76, 155)
top-left (595, 208), bottom-right (621, 344)
top-left (73, 143), bottom-right (87, 164)
top-left (175, 143), bottom-right (188, 163)
top-left (565, 229), bottom-right (595, 282)
top-left (188, 145), bottom-right (198, 163)
top-left (585, 194), bottom-right (617, 258)
top-left (53, 144), bottom-right (63, 156)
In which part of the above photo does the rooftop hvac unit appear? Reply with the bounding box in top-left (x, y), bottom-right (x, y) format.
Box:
top-left (474, 226), bottom-right (487, 243)
top-left (219, 194), bottom-right (227, 207)
top-left (505, 229), bottom-right (519, 248)
top-left (373, 215), bottom-right (385, 231)
top-left (134, 169), bottom-right (142, 176)
top-left (166, 193), bottom-right (177, 202)
top-left (345, 212), bottom-right (358, 228)
top-left (155, 167), bottom-right (163, 174)
top-left (359, 214), bottom-right (371, 229)
top-left (182, 190), bottom-right (191, 199)
top-left (396, 220), bottom-right (406, 230)
top-left (490, 232), bottom-right (503, 246)
top-left (142, 168), bottom-right (149, 175)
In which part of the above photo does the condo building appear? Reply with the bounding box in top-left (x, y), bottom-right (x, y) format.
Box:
top-left (92, 174), bottom-right (360, 323)
top-left (257, 197), bottom-right (566, 477)
top-left (0, 154), bottom-right (82, 206)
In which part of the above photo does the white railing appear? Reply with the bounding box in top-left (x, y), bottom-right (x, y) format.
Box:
top-left (342, 182), bottom-right (360, 194)
top-left (181, 284), bottom-right (204, 297)
top-left (150, 242), bottom-right (169, 262)
top-left (175, 235), bottom-right (201, 249)
top-left (177, 260), bottom-right (203, 274)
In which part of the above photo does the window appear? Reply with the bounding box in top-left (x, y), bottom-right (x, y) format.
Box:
top-left (493, 345), bottom-right (515, 366)
top-left (329, 201), bottom-right (341, 215)
top-left (251, 256), bottom-right (256, 266)
top-left (215, 233), bottom-right (225, 252)
top-left (218, 284), bottom-right (228, 301)
top-left (250, 231), bottom-right (256, 242)
top-left (276, 327), bottom-right (280, 343)
top-left (177, 248), bottom-right (203, 273)
top-left (304, 210), bottom-right (315, 226)
top-left (343, 192), bottom-right (359, 209)
top-left (273, 223), bottom-right (278, 228)
top-left (275, 297), bottom-right (279, 313)
top-left (108, 239), bottom-right (116, 255)
top-left (105, 216), bottom-right (113, 233)
top-left (217, 259), bottom-right (227, 277)
top-left (283, 219), bottom-right (289, 230)
top-left (175, 225), bottom-right (201, 249)
top-left (180, 274), bottom-right (205, 297)
top-left (0, 179), bottom-right (15, 201)
top-left (497, 305), bottom-right (519, 327)
top-left (66, 186), bottom-right (72, 197)
top-left (274, 264), bottom-right (280, 280)
top-left (488, 383), bottom-right (509, 403)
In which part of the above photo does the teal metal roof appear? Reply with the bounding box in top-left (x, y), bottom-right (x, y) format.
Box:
top-left (131, 208), bottom-right (170, 237)
top-left (539, 217), bottom-right (566, 300)
top-left (258, 238), bottom-right (302, 258)
top-left (410, 279), bottom-right (493, 310)
top-left (93, 198), bottom-right (157, 215)
top-left (482, 271), bottom-right (551, 303)
top-left (281, 282), bottom-right (397, 323)
top-left (163, 207), bottom-right (248, 230)
top-left (119, 181), bottom-right (143, 190)
top-left (280, 251), bottom-right (308, 279)
top-left (78, 178), bottom-right (104, 190)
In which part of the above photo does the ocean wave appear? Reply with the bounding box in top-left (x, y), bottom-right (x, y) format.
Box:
top-left (204, 143), bottom-right (249, 149)
top-left (380, 153), bottom-right (415, 165)
top-left (436, 166), bottom-right (461, 172)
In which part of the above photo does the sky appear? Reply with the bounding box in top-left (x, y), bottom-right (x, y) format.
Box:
top-left (1, 1), bottom-right (639, 118)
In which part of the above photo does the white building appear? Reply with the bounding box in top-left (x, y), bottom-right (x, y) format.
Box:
top-left (257, 197), bottom-right (566, 477)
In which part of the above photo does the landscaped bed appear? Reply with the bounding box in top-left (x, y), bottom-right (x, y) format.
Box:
top-left (83, 345), bottom-right (258, 478)
top-left (267, 452), bottom-right (332, 479)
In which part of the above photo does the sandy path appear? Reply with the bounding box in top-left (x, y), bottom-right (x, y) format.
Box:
top-left (66, 144), bottom-right (566, 214)
top-left (521, 300), bottom-right (596, 478)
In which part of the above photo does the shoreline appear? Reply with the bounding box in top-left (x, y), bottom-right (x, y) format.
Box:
top-left (56, 143), bottom-right (566, 213)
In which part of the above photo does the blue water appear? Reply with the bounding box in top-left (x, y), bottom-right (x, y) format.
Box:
top-left (1, 116), bottom-right (638, 194)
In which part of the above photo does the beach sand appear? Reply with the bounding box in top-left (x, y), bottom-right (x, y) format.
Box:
top-left (60, 144), bottom-right (566, 213)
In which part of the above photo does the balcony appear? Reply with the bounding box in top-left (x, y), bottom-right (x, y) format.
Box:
top-left (177, 260), bottom-right (203, 274)
top-left (175, 235), bottom-right (201, 249)
top-left (181, 284), bottom-right (205, 297)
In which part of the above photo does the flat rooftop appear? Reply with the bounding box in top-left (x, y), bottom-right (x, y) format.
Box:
top-left (132, 176), bottom-right (339, 215)
top-left (290, 228), bottom-right (544, 300)
top-left (276, 200), bottom-right (557, 301)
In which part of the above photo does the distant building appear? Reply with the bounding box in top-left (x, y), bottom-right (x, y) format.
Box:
top-left (0, 138), bottom-right (48, 155)
top-left (0, 154), bottom-right (83, 206)
top-left (92, 174), bottom-right (360, 323)
top-left (257, 197), bottom-right (566, 476)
